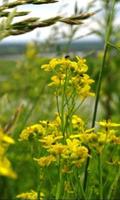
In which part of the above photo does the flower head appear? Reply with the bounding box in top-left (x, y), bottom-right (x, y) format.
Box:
top-left (34, 155), bottom-right (56, 167)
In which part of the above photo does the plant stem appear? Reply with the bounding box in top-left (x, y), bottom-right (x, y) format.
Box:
top-left (75, 169), bottom-right (87, 200)
top-left (107, 166), bottom-right (120, 200)
top-left (83, 148), bottom-right (90, 191)
top-left (61, 69), bottom-right (68, 138)
top-left (98, 152), bottom-right (103, 200)
top-left (56, 157), bottom-right (63, 200)
top-left (83, 0), bottom-right (116, 192)
top-left (79, 175), bottom-right (87, 200)
top-left (91, 43), bottom-right (108, 128)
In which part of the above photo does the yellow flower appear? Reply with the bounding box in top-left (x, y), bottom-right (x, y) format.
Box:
top-left (97, 120), bottom-right (120, 128)
top-left (48, 143), bottom-right (67, 155)
top-left (41, 56), bottom-right (94, 99)
top-left (0, 129), bottom-right (15, 144)
top-left (48, 75), bottom-right (65, 86)
top-left (78, 85), bottom-right (95, 97)
top-left (50, 75), bottom-right (61, 86)
top-left (81, 74), bottom-right (95, 85)
top-left (68, 142), bottom-right (88, 160)
top-left (97, 132), bottom-right (107, 145)
top-left (41, 57), bottom-right (71, 71)
top-left (41, 58), bottom-right (58, 71)
top-left (54, 113), bottom-right (61, 126)
top-left (71, 132), bottom-right (97, 144)
top-left (66, 138), bottom-right (80, 152)
top-left (16, 190), bottom-right (37, 200)
top-left (0, 129), bottom-right (16, 179)
top-left (72, 115), bottom-right (84, 129)
top-left (34, 155), bottom-right (56, 167)
top-left (76, 56), bottom-right (88, 73)
top-left (0, 146), bottom-right (5, 156)
top-left (0, 157), bottom-right (17, 179)
top-left (20, 124), bottom-right (45, 140)
top-left (66, 138), bottom-right (88, 167)
top-left (39, 135), bottom-right (55, 147)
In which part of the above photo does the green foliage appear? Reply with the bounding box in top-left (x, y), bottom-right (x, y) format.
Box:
top-left (0, 42), bottom-right (56, 130)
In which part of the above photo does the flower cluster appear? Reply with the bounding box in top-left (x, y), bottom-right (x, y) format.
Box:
top-left (20, 116), bottom-right (120, 167)
top-left (41, 56), bottom-right (94, 98)
top-left (20, 115), bottom-right (89, 169)
top-left (19, 124), bottom-right (45, 141)
top-left (70, 120), bottom-right (120, 153)
top-left (0, 128), bottom-right (17, 179)
top-left (17, 56), bottom-right (120, 199)
top-left (16, 190), bottom-right (44, 200)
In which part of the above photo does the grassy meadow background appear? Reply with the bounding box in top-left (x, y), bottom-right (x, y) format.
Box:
top-left (0, 0), bottom-right (120, 200)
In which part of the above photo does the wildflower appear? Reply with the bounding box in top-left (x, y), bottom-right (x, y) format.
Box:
top-left (41, 58), bottom-right (58, 71)
top-left (97, 132), bottom-right (107, 145)
top-left (81, 74), bottom-right (95, 85)
top-left (20, 124), bottom-right (45, 140)
top-left (41, 56), bottom-right (94, 99)
top-left (76, 56), bottom-right (88, 73)
top-left (48, 74), bottom-right (65, 87)
top-left (0, 157), bottom-right (17, 179)
top-left (0, 129), bottom-right (16, 179)
top-left (70, 145), bottom-right (88, 160)
top-left (41, 57), bottom-right (73, 71)
top-left (0, 146), bottom-right (5, 156)
top-left (34, 155), bottom-right (56, 167)
top-left (49, 75), bottom-right (61, 86)
top-left (97, 120), bottom-right (120, 128)
top-left (78, 85), bottom-right (95, 97)
top-left (109, 134), bottom-right (120, 144)
top-left (48, 143), bottom-right (67, 155)
top-left (66, 138), bottom-right (88, 167)
top-left (72, 115), bottom-right (84, 129)
top-left (39, 134), bottom-right (63, 148)
top-left (0, 129), bottom-right (15, 144)
top-left (66, 138), bottom-right (81, 152)
top-left (66, 139), bottom-right (88, 158)
top-left (16, 190), bottom-right (37, 200)
top-left (54, 113), bottom-right (61, 126)
top-left (39, 135), bottom-right (55, 147)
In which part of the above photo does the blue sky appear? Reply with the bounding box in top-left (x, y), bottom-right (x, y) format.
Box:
top-left (1, 0), bottom-right (120, 43)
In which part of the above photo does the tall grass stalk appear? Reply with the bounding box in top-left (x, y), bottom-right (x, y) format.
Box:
top-left (83, 0), bottom-right (116, 192)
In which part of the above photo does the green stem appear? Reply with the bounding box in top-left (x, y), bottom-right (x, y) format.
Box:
top-left (56, 93), bottom-right (61, 117)
top-left (75, 169), bottom-right (87, 200)
top-left (83, 148), bottom-right (91, 191)
top-left (98, 152), bottom-right (103, 200)
top-left (83, 0), bottom-right (116, 192)
top-left (79, 175), bottom-right (87, 200)
top-left (107, 166), bottom-right (120, 200)
top-left (91, 43), bottom-right (108, 128)
top-left (37, 186), bottom-right (41, 200)
top-left (56, 156), bottom-right (63, 200)
top-left (61, 69), bottom-right (68, 138)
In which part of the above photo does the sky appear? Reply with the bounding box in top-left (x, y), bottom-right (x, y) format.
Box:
top-left (1, 0), bottom-right (120, 43)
